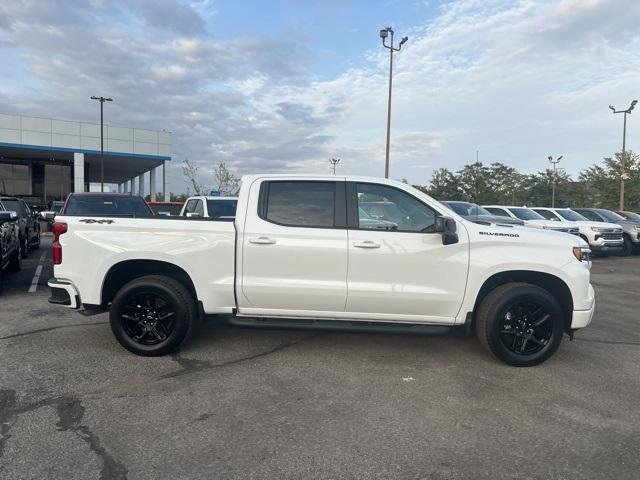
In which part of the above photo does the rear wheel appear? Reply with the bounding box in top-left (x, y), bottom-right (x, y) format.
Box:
top-left (109, 275), bottom-right (197, 356)
top-left (476, 283), bottom-right (564, 366)
top-left (20, 236), bottom-right (28, 258)
top-left (8, 242), bottom-right (22, 272)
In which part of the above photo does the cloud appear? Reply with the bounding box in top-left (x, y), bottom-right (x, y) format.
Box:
top-left (0, 0), bottom-right (639, 193)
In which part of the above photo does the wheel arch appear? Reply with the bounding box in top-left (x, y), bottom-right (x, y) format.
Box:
top-left (101, 260), bottom-right (198, 308)
top-left (471, 270), bottom-right (574, 334)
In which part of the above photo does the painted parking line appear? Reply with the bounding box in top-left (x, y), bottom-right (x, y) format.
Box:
top-left (28, 252), bottom-right (48, 293)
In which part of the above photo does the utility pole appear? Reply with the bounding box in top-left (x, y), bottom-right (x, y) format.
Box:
top-left (609, 100), bottom-right (637, 210)
top-left (329, 157), bottom-right (340, 175)
top-left (90, 96), bottom-right (113, 192)
top-left (548, 155), bottom-right (563, 208)
top-left (379, 27), bottom-right (408, 178)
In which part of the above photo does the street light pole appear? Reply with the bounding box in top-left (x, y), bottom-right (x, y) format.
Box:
top-left (90, 96), bottom-right (113, 192)
top-left (380, 27), bottom-right (408, 178)
top-left (609, 100), bottom-right (637, 210)
top-left (548, 155), bottom-right (563, 208)
top-left (329, 157), bottom-right (340, 175)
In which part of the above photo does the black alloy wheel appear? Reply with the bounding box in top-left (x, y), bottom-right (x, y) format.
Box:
top-left (120, 292), bottom-right (176, 346)
top-left (498, 301), bottom-right (553, 356)
top-left (109, 275), bottom-right (196, 356)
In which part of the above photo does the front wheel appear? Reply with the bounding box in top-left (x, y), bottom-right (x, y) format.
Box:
top-left (619, 235), bottom-right (633, 257)
top-left (476, 283), bottom-right (564, 366)
top-left (109, 275), bottom-right (197, 356)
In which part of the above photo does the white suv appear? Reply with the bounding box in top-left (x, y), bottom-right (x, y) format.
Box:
top-left (531, 207), bottom-right (623, 255)
top-left (482, 205), bottom-right (580, 236)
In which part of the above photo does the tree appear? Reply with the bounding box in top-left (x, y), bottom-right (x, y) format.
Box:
top-left (213, 162), bottom-right (240, 196)
top-left (182, 158), bottom-right (205, 195)
top-left (456, 162), bottom-right (493, 203)
top-left (418, 167), bottom-right (462, 200)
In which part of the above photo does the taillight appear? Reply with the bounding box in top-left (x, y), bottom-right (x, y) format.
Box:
top-left (52, 222), bottom-right (67, 265)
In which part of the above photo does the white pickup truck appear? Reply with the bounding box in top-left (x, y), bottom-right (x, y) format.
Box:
top-left (48, 175), bottom-right (595, 366)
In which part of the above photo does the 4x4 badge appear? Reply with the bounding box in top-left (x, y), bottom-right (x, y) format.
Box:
top-left (79, 219), bottom-right (114, 224)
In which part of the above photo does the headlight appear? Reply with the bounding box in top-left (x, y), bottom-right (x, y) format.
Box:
top-left (590, 226), bottom-right (605, 232)
top-left (631, 225), bottom-right (638, 232)
top-left (573, 247), bottom-right (591, 263)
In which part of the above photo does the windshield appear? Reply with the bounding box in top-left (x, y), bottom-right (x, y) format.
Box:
top-left (444, 202), bottom-right (490, 216)
top-left (149, 203), bottom-right (183, 216)
top-left (63, 195), bottom-right (153, 217)
top-left (557, 209), bottom-right (586, 221)
top-left (207, 199), bottom-right (237, 217)
top-left (508, 207), bottom-right (544, 220)
top-left (622, 211), bottom-right (640, 222)
top-left (597, 209), bottom-right (626, 222)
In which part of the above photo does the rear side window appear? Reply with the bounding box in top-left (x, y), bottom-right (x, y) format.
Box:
top-left (262, 181), bottom-right (336, 228)
top-left (63, 195), bottom-right (153, 217)
top-left (183, 199), bottom-right (198, 215)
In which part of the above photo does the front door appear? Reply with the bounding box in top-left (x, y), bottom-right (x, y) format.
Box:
top-left (346, 182), bottom-right (469, 323)
top-left (239, 179), bottom-right (348, 315)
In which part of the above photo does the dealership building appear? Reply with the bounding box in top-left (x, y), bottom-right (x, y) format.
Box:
top-left (0, 112), bottom-right (171, 204)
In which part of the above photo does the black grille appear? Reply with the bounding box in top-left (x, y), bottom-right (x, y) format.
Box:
top-left (602, 233), bottom-right (623, 240)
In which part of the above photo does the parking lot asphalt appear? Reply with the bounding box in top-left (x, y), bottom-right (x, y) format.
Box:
top-left (1, 238), bottom-right (639, 480)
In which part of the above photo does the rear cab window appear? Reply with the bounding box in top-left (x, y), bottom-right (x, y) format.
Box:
top-left (63, 195), bottom-right (153, 217)
top-left (259, 181), bottom-right (338, 228)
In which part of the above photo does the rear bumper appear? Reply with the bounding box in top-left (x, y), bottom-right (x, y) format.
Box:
top-left (571, 284), bottom-right (595, 329)
top-left (47, 278), bottom-right (80, 309)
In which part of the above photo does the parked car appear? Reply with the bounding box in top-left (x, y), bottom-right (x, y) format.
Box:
top-left (531, 207), bottom-right (623, 255)
top-left (61, 193), bottom-right (154, 218)
top-left (441, 201), bottom-right (524, 227)
top-left (148, 201), bottom-right (184, 216)
top-left (0, 210), bottom-right (21, 293)
top-left (571, 208), bottom-right (640, 256)
top-left (0, 196), bottom-right (41, 258)
top-left (615, 211), bottom-right (640, 223)
top-left (49, 175), bottom-right (594, 367)
top-left (179, 196), bottom-right (238, 218)
top-left (358, 207), bottom-right (398, 230)
top-left (482, 205), bottom-right (580, 236)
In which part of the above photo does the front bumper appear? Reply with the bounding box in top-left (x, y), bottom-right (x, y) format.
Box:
top-left (590, 243), bottom-right (623, 253)
top-left (571, 284), bottom-right (595, 329)
top-left (48, 278), bottom-right (80, 309)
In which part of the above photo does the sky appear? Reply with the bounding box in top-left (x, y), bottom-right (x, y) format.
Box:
top-left (1, 0), bottom-right (639, 193)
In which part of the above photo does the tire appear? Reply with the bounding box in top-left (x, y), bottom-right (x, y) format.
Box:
top-left (109, 275), bottom-right (197, 356)
top-left (476, 282), bottom-right (564, 367)
top-left (32, 232), bottom-right (40, 250)
top-left (8, 242), bottom-right (22, 272)
top-left (619, 235), bottom-right (633, 257)
top-left (20, 236), bottom-right (28, 259)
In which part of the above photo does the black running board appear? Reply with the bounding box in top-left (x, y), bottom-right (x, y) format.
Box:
top-left (228, 317), bottom-right (452, 335)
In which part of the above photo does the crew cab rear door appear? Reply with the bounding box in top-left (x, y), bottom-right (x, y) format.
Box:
top-left (345, 181), bottom-right (469, 323)
top-left (238, 179), bottom-right (348, 315)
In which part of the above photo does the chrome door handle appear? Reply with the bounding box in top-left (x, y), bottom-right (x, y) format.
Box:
top-left (353, 240), bottom-right (380, 249)
top-left (249, 236), bottom-right (276, 245)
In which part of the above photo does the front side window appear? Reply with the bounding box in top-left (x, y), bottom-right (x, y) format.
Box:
top-left (194, 200), bottom-right (204, 216)
top-left (597, 209), bottom-right (625, 222)
top-left (357, 183), bottom-right (436, 232)
top-left (264, 181), bottom-right (335, 228)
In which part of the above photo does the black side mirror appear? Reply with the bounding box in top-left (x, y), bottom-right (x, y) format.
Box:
top-left (435, 216), bottom-right (459, 245)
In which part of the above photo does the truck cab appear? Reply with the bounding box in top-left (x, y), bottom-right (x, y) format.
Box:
top-left (48, 175), bottom-right (594, 366)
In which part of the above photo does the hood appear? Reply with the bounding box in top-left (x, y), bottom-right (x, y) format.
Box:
top-left (464, 219), bottom-right (588, 248)
top-left (463, 214), bottom-right (524, 226)
top-left (574, 220), bottom-right (622, 231)
top-left (525, 219), bottom-right (579, 230)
